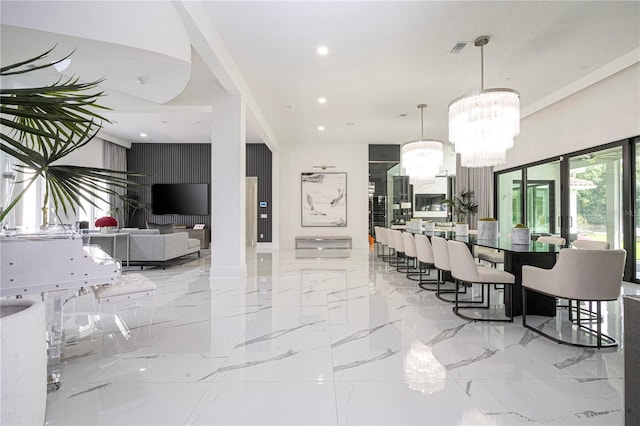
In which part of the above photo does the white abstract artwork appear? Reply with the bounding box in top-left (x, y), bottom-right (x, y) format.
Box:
top-left (301, 172), bottom-right (347, 227)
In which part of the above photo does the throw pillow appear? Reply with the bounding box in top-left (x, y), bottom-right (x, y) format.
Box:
top-left (146, 221), bottom-right (175, 235)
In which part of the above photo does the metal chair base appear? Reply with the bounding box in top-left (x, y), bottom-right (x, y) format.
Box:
top-left (417, 262), bottom-right (439, 291)
top-left (451, 280), bottom-right (513, 322)
top-left (523, 288), bottom-right (617, 349)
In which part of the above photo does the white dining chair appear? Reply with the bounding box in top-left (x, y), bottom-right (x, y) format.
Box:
top-left (572, 239), bottom-right (610, 250)
top-left (391, 229), bottom-right (407, 270)
top-left (522, 248), bottom-right (626, 348)
top-left (447, 240), bottom-right (515, 322)
top-left (536, 235), bottom-right (566, 245)
top-left (414, 234), bottom-right (438, 291)
top-left (402, 231), bottom-right (421, 279)
top-left (432, 236), bottom-right (467, 303)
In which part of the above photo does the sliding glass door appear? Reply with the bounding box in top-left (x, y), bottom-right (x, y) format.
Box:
top-left (526, 161), bottom-right (561, 235)
top-left (568, 146), bottom-right (623, 249)
top-left (497, 170), bottom-right (523, 238)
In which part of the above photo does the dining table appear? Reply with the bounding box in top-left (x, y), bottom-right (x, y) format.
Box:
top-left (417, 230), bottom-right (562, 317)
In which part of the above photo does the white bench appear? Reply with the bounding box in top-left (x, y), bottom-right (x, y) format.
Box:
top-left (295, 236), bottom-right (352, 250)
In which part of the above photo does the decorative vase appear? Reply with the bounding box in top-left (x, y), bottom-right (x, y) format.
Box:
top-left (455, 223), bottom-right (469, 236)
top-left (478, 220), bottom-right (498, 240)
top-left (0, 299), bottom-right (47, 426)
top-left (511, 226), bottom-right (530, 245)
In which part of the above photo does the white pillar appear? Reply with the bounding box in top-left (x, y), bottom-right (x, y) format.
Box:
top-left (210, 94), bottom-right (246, 278)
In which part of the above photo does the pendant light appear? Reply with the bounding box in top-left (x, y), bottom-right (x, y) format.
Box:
top-left (448, 35), bottom-right (520, 167)
top-left (401, 104), bottom-right (443, 183)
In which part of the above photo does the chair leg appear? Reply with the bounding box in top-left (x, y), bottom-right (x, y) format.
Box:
top-left (452, 281), bottom-right (510, 322)
top-left (417, 262), bottom-right (438, 291)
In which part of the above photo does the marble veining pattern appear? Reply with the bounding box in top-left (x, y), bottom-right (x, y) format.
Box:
top-left (42, 248), bottom-right (637, 425)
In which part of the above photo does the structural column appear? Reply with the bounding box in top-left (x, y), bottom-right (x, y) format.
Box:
top-left (210, 94), bottom-right (246, 278)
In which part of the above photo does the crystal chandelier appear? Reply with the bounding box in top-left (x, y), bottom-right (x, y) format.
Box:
top-left (448, 36), bottom-right (520, 168)
top-left (401, 104), bottom-right (443, 182)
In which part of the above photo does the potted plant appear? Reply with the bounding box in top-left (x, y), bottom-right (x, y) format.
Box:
top-left (444, 190), bottom-right (478, 236)
top-left (0, 48), bottom-right (142, 227)
top-left (478, 217), bottom-right (498, 240)
top-left (0, 48), bottom-right (143, 417)
top-left (511, 223), bottom-right (530, 244)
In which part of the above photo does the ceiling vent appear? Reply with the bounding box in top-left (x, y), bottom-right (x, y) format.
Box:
top-left (449, 42), bottom-right (467, 54)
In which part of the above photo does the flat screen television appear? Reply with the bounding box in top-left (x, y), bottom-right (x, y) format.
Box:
top-left (415, 193), bottom-right (446, 212)
top-left (151, 183), bottom-right (210, 215)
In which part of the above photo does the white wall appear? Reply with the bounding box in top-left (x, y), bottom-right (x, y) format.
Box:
top-left (497, 63), bottom-right (640, 171)
top-left (60, 138), bottom-right (104, 168)
top-left (279, 143), bottom-right (369, 249)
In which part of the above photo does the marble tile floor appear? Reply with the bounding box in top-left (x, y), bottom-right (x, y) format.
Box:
top-left (43, 248), bottom-right (639, 425)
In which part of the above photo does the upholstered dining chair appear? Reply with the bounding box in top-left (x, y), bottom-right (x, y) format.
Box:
top-left (566, 240), bottom-right (611, 319)
top-left (536, 235), bottom-right (566, 246)
top-left (447, 240), bottom-right (515, 322)
top-left (375, 226), bottom-right (392, 261)
top-left (384, 228), bottom-right (398, 265)
top-left (374, 226), bottom-right (384, 258)
top-left (572, 239), bottom-right (610, 250)
top-left (431, 236), bottom-right (465, 303)
top-left (522, 248), bottom-right (626, 348)
top-left (414, 234), bottom-right (438, 291)
top-left (402, 231), bottom-right (421, 280)
top-left (391, 229), bottom-right (408, 271)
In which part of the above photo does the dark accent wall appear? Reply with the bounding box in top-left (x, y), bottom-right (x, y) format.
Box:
top-left (246, 144), bottom-right (272, 242)
top-left (369, 144), bottom-right (400, 162)
top-left (127, 143), bottom-right (211, 229)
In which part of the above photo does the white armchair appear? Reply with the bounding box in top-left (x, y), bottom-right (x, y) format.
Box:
top-left (522, 248), bottom-right (626, 348)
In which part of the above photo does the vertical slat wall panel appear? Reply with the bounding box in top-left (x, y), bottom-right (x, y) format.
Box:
top-left (246, 144), bottom-right (272, 242)
top-left (127, 143), bottom-right (211, 229)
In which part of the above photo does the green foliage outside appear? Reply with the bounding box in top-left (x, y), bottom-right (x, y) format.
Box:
top-left (575, 164), bottom-right (607, 229)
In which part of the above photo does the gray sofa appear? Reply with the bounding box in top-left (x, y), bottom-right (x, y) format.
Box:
top-left (113, 228), bottom-right (201, 269)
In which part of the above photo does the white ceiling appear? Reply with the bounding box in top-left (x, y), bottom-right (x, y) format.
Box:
top-left (1, 1), bottom-right (639, 161)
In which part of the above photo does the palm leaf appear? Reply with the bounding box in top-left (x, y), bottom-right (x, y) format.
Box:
top-left (0, 49), bottom-right (148, 224)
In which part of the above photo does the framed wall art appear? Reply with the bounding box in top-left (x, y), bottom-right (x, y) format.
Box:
top-left (301, 172), bottom-right (347, 227)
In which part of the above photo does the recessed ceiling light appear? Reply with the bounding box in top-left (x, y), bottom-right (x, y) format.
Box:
top-left (345, 121), bottom-right (355, 126)
top-left (285, 105), bottom-right (295, 110)
top-left (317, 125), bottom-right (325, 131)
top-left (136, 76), bottom-right (147, 85)
top-left (139, 132), bottom-right (147, 138)
top-left (399, 113), bottom-right (408, 117)
top-left (161, 120), bottom-right (168, 124)
top-left (317, 45), bottom-right (329, 56)
top-left (318, 97), bottom-right (327, 104)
